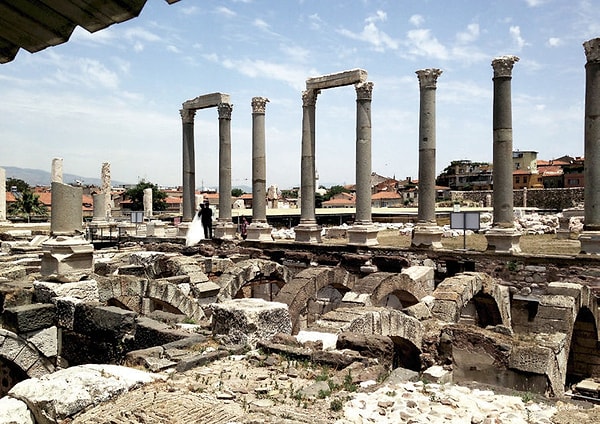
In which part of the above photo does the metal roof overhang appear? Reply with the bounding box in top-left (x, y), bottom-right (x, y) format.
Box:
top-left (0, 0), bottom-right (179, 64)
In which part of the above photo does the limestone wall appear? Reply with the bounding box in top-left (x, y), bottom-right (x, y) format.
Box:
top-left (451, 187), bottom-right (584, 210)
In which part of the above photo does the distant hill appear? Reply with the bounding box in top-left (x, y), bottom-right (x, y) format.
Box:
top-left (1, 166), bottom-right (129, 187)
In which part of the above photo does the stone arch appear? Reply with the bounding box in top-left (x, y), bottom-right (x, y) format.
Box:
top-left (567, 307), bottom-right (600, 385)
top-left (432, 272), bottom-right (510, 327)
top-left (274, 266), bottom-right (355, 334)
top-left (98, 277), bottom-right (204, 322)
top-left (0, 329), bottom-right (55, 395)
top-left (216, 259), bottom-right (292, 302)
top-left (352, 270), bottom-right (433, 309)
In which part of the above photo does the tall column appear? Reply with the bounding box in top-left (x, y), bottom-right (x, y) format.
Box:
top-left (181, 108), bottom-right (196, 222)
top-left (214, 102), bottom-right (237, 239)
top-left (412, 69), bottom-right (443, 249)
top-left (348, 81), bottom-right (379, 246)
top-left (0, 167), bottom-right (6, 222)
top-left (143, 187), bottom-right (153, 218)
top-left (247, 97), bottom-right (273, 242)
top-left (580, 38), bottom-right (600, 254)
top-left (101, 162), bottom-right (111, 219)
top-left (485, 55), bottom-right (521, 253)
top-left (295, 89), bottom-right (322, 243)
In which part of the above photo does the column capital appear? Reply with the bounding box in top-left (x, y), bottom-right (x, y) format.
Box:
top-left (355, 81), bottom-right (374, 100)
top-left (251, 97), bottom-right (270, 114)
top-left (180, 108), bottom-right (196, 124)
top-left (491, 55), bottom-right (519, 78)
top-left (302, 89), bottom-right (319, 107)
top-left (416, 68), bottom-right (443, 89)
top-left (218, 102), bottom-right (233, 120)
top-left (584, 38), bottom-right (600, 63)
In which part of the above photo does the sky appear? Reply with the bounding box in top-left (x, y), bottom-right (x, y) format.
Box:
top-left (1, 0), bottom-right (598, 190)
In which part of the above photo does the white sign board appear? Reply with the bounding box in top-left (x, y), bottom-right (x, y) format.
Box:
top-left (450, 212), bottom-right (480, 231)
top-left (131, 211), bottom-right (144, 224)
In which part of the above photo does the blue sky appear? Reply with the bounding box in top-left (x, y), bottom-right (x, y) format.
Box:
top-left (1, 0), bottom-right (598, 190)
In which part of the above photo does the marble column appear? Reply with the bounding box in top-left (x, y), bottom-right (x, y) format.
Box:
top-left (101, 162), bottom-right (111, 219)
top-left (214, 102), bottom-right (237, 240)
top-left (51, 157), bottom-right (63, 183)
top-left (0, 167), bottom-right (6, 222)
top-left (412, 69), bottom-right (443, 249)
top-left (580, 38), bottom-right (600, 254)
top-left (143, 187), bottom-right (152, 218)
top-left (92, 193), bottom-right (107, 222)
top-left (295, 89), bottom-right (322, 243)
top-left (485, 55), bottom-right (522, 253)
top-left (181, 108), bottom-right (196, 222)
top-left (247, 96), bottom-right (273, 242)
top-left (348, 81), bottom-right (379, 246)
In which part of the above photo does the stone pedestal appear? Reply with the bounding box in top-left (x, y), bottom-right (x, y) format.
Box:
top-left (177, 222), bottom-right (190, 237)
top-left (579, 231), bottom-right (600, 254)
top-left (347, 223), bottom-right (379, 246)
top-left (246, 222), bottom-right (273, 242)
top-left (213, 221), bottom-right (237, 240)
top-left (412, 224), bottom-right (443, 250)
top-left (146, 221), bottom-right (166, 237)
top-left (294, 223), bottom-right (322, 244)
top-left (40, 236), bottom-right (94, 282)
top-left (485, 227), bottom-right (522, 254)
top-left (117, 222), bottom-right (137, 236)
top-left (556, 209), bottom-right (583, 240)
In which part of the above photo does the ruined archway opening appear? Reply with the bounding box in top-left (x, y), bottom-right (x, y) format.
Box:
top-left (107, 298), bottom-right (134, 311)
top-left (459, 293), bottom-right (502, 328)
top-left (149, 298), bottom-right (184, 315)
top-left (307, 285), bottom-right (350, 323)
top-left (0, 357), bottom-right (28, 397)
top-left (389, 336), bottom-right (421, 371)
top-left (381, 290), bottom-right (419, 309)
top-left (233, 277), bottom-right (284, 301)
top-left (566, 307), bottom-right (599, 387)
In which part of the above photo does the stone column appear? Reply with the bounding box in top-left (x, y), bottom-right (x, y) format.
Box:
top-left (412, 69), bottom-right (443, 249)
top-left (348, 81), bottom-right (379, 246)
top-left (0, 167), bottom-right (6, 222)
top-left (101, 162), bottom-right (111, 219)
top-left (295, 89), bottom-right (322, 243)
top-left (485, 55), bottom-right (522, 253)
top-left (143, 187), bottom-right (152, 218)
top-left (181, 108), bottom-right (196, 222)
top-left (51, 157), bottom-right (63, 183)
top-left (214, 102), bottom-right (237, 240)
top-left (580, 38), bottom-right (600, 254)
top-left (92, 193), bottom-right (107, 222)
top-left (247, 97), bottom-right (273, 242)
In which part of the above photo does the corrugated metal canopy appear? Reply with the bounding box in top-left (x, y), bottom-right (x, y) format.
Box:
top-left (0, 0), bottom-right (179, 64)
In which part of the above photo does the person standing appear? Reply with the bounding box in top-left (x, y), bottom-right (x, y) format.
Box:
top-left (199, 201), bottom-right (213, 239)
top-left (240, 217), bottom-right (248, 240)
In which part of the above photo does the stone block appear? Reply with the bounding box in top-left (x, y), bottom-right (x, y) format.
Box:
top-left (403, 302), bottom-right (432, 321)
top-left (509, 345), bottom-right (552, 374)
top-left (183, 92), bottom-right (230, 109)
top-left (2, 303), bottom-right (56, 333)
top-left (23, 326), bottom-right (59, 358)
top-left (211, 298), bottom-right (292, 347)
top-left (73, 304), bottom-right (136, 339)
top-left (0, 396), bottom-right (35, 424)
top-left (402, 265), bottom-right (435, 291)
top-left (306, 68), bottom-right (367, 90)
top-left (422, 365), bottom-right (452, 384)
top-left (33, 280), bottom-right (99, 303)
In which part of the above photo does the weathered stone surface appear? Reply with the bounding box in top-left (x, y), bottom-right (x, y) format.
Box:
top-left (73, 304), bottom-right (136, 339)
top-left (0, 396), bottom-right (35, 424)
top-left (2, 303), bottom-right (56, 333)
top-left (336, 332), bottom-right (393, 361)
top-left (34, 280), bottom-right (99, 303)
top-left (211, 298), bottom-right (292, 347)
top-left (8, 364), bottom-right (159, 424)
top-left (22, 326), bottom-right (58, 358)
top-left (403, 302), bottom-right (432, 320)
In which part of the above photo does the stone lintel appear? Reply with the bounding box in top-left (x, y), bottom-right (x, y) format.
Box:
top-left (306, 69), bottom-right (367, 90)
top-left (183, 93), bottom-right (231, 110)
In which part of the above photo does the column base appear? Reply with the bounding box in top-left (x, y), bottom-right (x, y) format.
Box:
top-left (348, 223), bottom-right (379, 246)
top-left (41, 235), bottom-right (94, 282)
top-left (485, 227), bottom-right (522, 254)
top-left (246, 222), bottom-right (273, 242)
top-left (177, 222), bottom-right (190, 237)
top-left (294, 222), bottom-right (322, 243)
top-left (214, 221), bottom-right (237, 240)
top-left (579, 231), bottom-right (600, 254)
top-left (411, 224), bottom-right (443, 250)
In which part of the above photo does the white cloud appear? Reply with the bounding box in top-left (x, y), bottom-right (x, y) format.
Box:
top-left (180, 6), bottom-right (199, 15)
top-left (51, 58), bottom-right (120, 90)
top-left (253, 18), bottom-right (270, 31)
top-left (215, 7), bottom-right (236, 18)
top-left (456, 23), bottom-right (480, 44)
top-left (337, 10), bottom-right (398, 52)
top-left (124, 27), bottom-right (162, 43)
top-left (308, 13), bottom-right (323, 30)
top-left (509, 25), bottom-right (526, 51)
top-left (405, 29), bottom-right (448, 60)
top-left (280, 44), bottom-right (310, 62)
top-left (220, 57), bottom-right (317, 90)
top-left (167, 45), bottom-right (181, 54)
top-left (547, 37), bottom-right (562, 47)
top-left (524, 0), bottom-right (546, 6)
top-left (409, 14), bottom-right (424, 27)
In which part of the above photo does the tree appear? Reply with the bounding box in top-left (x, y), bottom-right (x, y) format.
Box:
top-left (324, 185), bottom-right (349, 201)
top-left (6, 177), bottom-right (29, 193)
top-left (124, 181), bottom-right (167, 212)
top-left (231, 188), bottom-right (244, 197)
top-left (8, 188), bottom-right (47, 222)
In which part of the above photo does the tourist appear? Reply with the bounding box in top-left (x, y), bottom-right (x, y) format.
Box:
top-left (200, 201), bottom-right (213, 239)
top-left (240, 217), bottom-right (248, 240)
